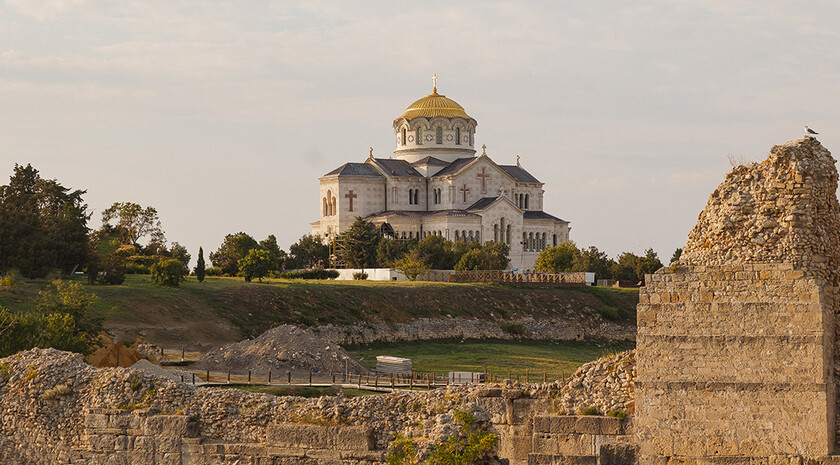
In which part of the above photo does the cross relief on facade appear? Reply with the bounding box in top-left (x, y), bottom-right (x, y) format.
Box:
top-left (476, 167), bottom-right (490, 194)
top-left (345, 190), bottom-right (357, 212)
top-left (460, 184), bottom-right (470, 202)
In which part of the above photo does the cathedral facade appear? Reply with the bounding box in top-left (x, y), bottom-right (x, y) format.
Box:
top-left (311, 82), bottom-right (570, 270)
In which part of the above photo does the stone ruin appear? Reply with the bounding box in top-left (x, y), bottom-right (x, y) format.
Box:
top-left (636, 137), bottom-right (840, 463)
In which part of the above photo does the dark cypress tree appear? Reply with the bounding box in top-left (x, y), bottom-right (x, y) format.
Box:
top-left (195, 247), bottom-right (206, 282)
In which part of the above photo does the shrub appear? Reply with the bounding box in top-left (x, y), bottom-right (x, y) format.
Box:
top-left (238, 248), bottom-right (275, 282)
top-left (205, 266), bottom-right (223, 276)
top-left (352, 272), bottom-right (368, 280)
top-left (124, 262), bottom-right (150, 274)
top-left (150, 258), bottom-right (188, 287)
top-left (277, 269), bottom-right (339, 280)
top-left (607, 409), bottom-right (627, 420)
top-left (499, 322), bottom-right (525, 336)
top-left (578, 406), bottom-right (599, 415)
top-left (598, 306), bottom-right (621, 321)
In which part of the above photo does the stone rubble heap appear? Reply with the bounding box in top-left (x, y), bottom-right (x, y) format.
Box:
top-left (681, 136), bottom-right (840, 286)
top-left (555, 349), bottom-right (635, 416)
top-left (192, 324), bottom-right (368, 376)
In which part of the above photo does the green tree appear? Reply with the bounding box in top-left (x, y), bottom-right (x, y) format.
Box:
top-left (168, 243), bottom-right (191, 267)
top-left (610, 248), bottom-right (663, 283)
top-left (259, 234), bottom-right (287, 271)
top-left (394, 249), bottom-right (431, 281)
top-left (210, 232), bottom-right (259, 276)
top-left (150, 258), bottom-right (188, 287)
top-left (194, 247), bottom-right (206, 282)
top-left (101, 202), bottom-right (165, 249)
top-left (287, 234), bottom-right (330, 269)
top-left (239, 248), bottom-right (275, 282)
top-left (534, 242), bottom-right (580, 273)
top-left (34, 280), bottom-right (102, 352)
top-left (415, 235), bottom-right (457, 269)
top-left (376, 238), bottom-right (417, 268)
top-left (0, 164), bottom-right (90, 278)
top-left (454, 241), bottom-right (510, 271)
top-left (571, 246), bottom-right (615, 280)
top-left (334, 217), bottom-right (380, 268)
top-left (670, 247), bottom-right (683, 263)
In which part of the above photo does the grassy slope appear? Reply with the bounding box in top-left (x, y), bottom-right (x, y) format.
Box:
top-left (0, 275), bottom-right (638, 348)
top-left (347, 339), bottom-right (635, 379)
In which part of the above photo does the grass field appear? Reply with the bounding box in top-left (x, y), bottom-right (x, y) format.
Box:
top-left (0, 274), bottom-right (637, 348)
top-left (347, 338), bottom-right (635, 380)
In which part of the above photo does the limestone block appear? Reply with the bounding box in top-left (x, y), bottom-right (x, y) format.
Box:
top-left (533, 416), bottom-right (551, 433)
top-left (574, 417), bottom-right (602, 435)
top-left (87, 434), bottom-right (116, 451)
top-left (599, 417), bottom-right (622, 435)
top-left (673, 437), bottom-right (707, 457)
top-left (527, 454), bottom-right (597, 465)
top-left (550, 416), bottom-right (578, 434)
top-left (265, 424), bottom-right (375, 451)
top-left (600, 443), bottom-right (638, 465)
top-left (143, 415), bottom-right (191, 438)
top-left (531, 434), bottom-right (559, 454)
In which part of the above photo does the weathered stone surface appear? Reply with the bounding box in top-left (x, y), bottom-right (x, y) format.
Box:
top-left (265, 424), bottom-right (374, 451)
top-left (637, 137), bottom-right (840, 461)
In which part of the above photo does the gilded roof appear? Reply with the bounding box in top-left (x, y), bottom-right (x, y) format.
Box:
top-left (398, 89), bottom-right (472, 120)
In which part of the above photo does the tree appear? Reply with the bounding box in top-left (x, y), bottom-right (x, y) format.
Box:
top-left (610, 248), bottom-right (663, 283)
top-left (670, 247), bottom-right (683, 263)
top-left (0, 164), bottom-right (90, 278)
top-left (376, 238), bottom-right (417, 268)
top-left (287, 234), bottom-right (330, 269)
top-left (571, 246), bottom-right (615, 280)
top-left (454, 241), bottom-right (510, 271)
top-left (334, 217), bottom-right (380, 268)
top-left (414, 235), bottom-right (457, 270)
top-left (534, 242), bottom-right (580, 273)
top-left (150, 258), bottom-right (188, 287)
top-left (239, 248), bottom-right (275, 282)
top-left (210, 232), bottom-right (259, 276)
top-left (168, 243), bottom-right (191, 267)
top-left (394, 249), bottom-right (431, 281)
top-left (101, 202), bottom-right (165, 249)
top-left (194, 247), bottom-right (206, 282)
top-left (259, 234), bottom-right (287, 271)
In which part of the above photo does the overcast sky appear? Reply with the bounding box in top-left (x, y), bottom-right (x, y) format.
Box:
top-left (2, 0), bottom-right (839, 265)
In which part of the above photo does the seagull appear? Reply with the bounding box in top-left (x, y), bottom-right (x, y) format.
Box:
top-left (805, 126), bottom-right (819, 135)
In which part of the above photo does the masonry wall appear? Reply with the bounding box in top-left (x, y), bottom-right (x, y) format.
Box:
top-left (636, 263), bottom-right (835, 460)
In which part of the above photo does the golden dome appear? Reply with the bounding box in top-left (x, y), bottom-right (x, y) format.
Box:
top-left (398, 89), bottom-right (472, 120)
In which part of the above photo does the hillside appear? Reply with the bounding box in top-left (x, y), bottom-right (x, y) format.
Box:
top-left (0, 275), bottom-right (638, 348)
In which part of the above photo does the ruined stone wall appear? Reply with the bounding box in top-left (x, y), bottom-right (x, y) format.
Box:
top-left (636, 137), bottom-right (840, 463)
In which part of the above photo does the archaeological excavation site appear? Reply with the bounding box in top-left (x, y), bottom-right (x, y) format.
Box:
top-left (2, 136), bottom-right (839, 465)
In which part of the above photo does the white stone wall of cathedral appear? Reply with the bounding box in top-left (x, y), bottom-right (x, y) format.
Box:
top-left (317, 177), bottom-right (386, 238)
top-left (511, 184), bottom-right (545, 211)
top-left (393, 117), bottom-right (476, 164)
top-left (385, 177), bottom-right (427, 211)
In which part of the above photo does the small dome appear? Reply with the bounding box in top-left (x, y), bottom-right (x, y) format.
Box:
top-left (398, 89), bottom-right (472, 120)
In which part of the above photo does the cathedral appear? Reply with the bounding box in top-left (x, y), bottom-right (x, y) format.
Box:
top-left (311, 79), bottom-right (570, 270)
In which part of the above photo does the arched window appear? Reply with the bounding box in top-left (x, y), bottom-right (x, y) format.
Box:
top-left (436, 127), bottom-right (443, 144)
top-left (455, 230), bottom-right (460, 241)
top-left (475, 231), bottom-right (480, 242)
top-left (401, 128), bottom-right (407, 145)
top-left (506, 225), bottom-right (511, 245)
top-left (494, 224), bottom-right (499, 242)
top-left (414, 189), bottom-right (419, 205)
top-left (408, 189), bottom-right (413, 205)
top-left (522, 232), bottom-right (527, 249)
top-left (524, 194), bottom-right (529, 210)
top-left (323, 198), bottom-right (328, 217)
top-left (332, 197), bottom-right (336, 215)
top-left (553, 234), bottom-right (557, 247)
top-left (416, 127), bottom-right (422, 145)
top-left (455, 127), bottom-right (461, 145)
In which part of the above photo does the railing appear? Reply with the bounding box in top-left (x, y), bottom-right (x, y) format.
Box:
top-left (448, 270), bottom-right (586, 286)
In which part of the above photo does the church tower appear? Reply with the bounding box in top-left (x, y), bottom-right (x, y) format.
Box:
top-left (392, 76), bottom-right (478, 164)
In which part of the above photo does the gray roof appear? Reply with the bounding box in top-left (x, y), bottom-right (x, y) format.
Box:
top-left (524, 211), bottom-right (567, 222)
top-left (324, 163), bottom-right (384, 178)
top-left (467, 196), bottom-right (503, 211)
top-left (499, 165), bottom-right (541, 183)
top-left (412, 156), bottom-right (450, 166)
top-left (430, 157), bottom-right (475, 177)
top-left (365, 209), bottom-right (481, 220)
top-left (373, 158), bottom-right (423, 177)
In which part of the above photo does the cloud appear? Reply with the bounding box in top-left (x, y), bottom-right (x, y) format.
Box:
top-left (4, 0), bottom-right (88, 21)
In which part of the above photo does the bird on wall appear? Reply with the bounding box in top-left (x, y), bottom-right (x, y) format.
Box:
top-left (805, 126), bottom-right (819, 136)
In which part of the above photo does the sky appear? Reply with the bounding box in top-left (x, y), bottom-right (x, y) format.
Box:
top-left (2, 0), bottom-right (840, 265)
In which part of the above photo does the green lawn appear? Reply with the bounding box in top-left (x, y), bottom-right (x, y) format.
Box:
top-left (347, 339), bottom-right (635, 381)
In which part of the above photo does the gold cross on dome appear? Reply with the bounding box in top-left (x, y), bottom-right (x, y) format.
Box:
top-left (368, 147), bottom-right (373, 159)
top-left (481, 144), bottom-right (487, 155)
top-left (432, 74), bottom-right (437, 92)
